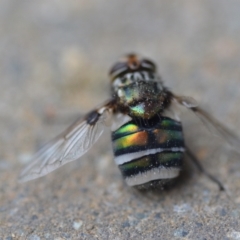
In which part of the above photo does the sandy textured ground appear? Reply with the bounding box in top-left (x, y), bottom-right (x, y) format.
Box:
top-left (1, 1), bottom-right (240, 239)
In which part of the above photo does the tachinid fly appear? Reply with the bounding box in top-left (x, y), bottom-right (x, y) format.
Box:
top-left (20, 54), bottom-right (240, 190)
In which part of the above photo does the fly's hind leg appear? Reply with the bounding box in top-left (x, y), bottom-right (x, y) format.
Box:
top-left (185, 146), bottom-right (225, 191)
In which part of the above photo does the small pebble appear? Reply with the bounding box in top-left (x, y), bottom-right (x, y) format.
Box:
top-left (219, 208), bottom-right (227, 216)
top-left (73, 220), bottom-right (83, 230)
top-left (227, 231), bottom-right (240, 240)
top-left (121, 221), bottom-right (130, 228)
top-left (173, 203), bottom-right (191, 213)
top-left (28, 235), bottom-right (41, 240)
top-left (174, 228), bottom-right (189, 238)
top-left (86, 224), bottom-right (94, 231)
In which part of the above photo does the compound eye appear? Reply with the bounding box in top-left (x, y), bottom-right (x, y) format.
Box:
top-left (109, 62), bottom-right (128, 79)
top-left (141, 59), bottom-right (156, 72)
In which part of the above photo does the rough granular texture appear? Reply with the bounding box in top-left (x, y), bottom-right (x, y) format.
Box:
top-left (0, 1), bottom-right (240, 239)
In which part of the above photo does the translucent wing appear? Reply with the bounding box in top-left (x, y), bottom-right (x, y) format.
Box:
top-left (19, 101), bottom-right (114, 182)
top-left (173, 95), bottom-right (240, 151)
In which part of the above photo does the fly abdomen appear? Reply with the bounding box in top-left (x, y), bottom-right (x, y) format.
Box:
top-left (111, 116), bottom-right (185, 189)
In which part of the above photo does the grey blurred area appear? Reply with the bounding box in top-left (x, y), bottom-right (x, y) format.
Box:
top-left (1, 0), bottom-right (240, 239)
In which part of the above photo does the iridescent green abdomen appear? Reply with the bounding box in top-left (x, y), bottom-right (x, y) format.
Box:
top-left (112, 116), bottom-right (185, 188)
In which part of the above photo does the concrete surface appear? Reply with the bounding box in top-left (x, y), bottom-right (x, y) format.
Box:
top-left (1, 0), bottom-right (240, 239)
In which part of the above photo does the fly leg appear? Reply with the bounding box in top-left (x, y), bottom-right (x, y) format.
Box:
top-left (185, 146), bottom-right (225, 191)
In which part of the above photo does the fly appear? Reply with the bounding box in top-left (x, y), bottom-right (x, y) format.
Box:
top-left (20, 54), bottom-right (240, 190)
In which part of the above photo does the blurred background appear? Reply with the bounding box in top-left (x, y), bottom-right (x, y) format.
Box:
top-left (1, 0), bottom-right (240, 239)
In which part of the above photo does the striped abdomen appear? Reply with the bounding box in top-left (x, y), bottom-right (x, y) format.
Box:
top-left (111, 116), bottom-right (185, 189)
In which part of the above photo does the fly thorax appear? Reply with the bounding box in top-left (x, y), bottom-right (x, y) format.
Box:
top-left (114, 80), bottom-right (167, 119)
